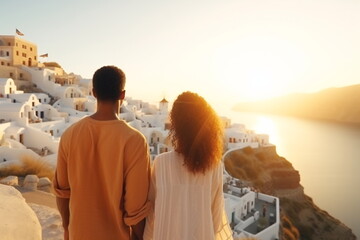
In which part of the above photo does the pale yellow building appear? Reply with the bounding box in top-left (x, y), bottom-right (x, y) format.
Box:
top-left (0, 35), bottom-right (39, 81)
top-left (0, 35), bottom-right (38, 67)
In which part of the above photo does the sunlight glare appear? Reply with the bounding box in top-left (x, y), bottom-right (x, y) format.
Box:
top-left (213, 35), bottom-right (306, 101)
top-left (252, 115), bottom-right (279, 146)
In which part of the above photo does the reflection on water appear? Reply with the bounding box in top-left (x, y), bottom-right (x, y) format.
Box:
top-left (220, 109), bottom-right (360, 238)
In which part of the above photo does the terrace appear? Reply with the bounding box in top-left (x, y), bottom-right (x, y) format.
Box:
top-left (242, 197), bottom-right (277, 234)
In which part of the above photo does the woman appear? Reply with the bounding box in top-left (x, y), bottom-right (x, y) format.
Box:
top-left (144, 92), bottom-right (233, 240)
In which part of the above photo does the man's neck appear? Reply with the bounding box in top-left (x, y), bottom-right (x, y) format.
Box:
top-left (90, 100), bottom-right (120, 121)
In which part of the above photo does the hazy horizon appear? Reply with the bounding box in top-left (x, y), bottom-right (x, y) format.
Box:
top-left (2, 0), bottom-right (360, 111)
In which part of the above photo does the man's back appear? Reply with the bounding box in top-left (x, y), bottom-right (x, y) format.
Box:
top-left (54, 117), bottom-right (151, 240)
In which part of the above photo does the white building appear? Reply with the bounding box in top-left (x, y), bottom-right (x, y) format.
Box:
top-left (33, 103), bottom-right (67, 121)
top-left (33, 93), bottom-right (51, 104)
top-left (223, 175), bottom-right (280, 240)
top-left (224, 122), bottom-right (271, 150)
top-left (9, 93), bottom-right (40, 107)
top-left (0, 102), bottom-right (40, 125)
top-left (225, 125), bottom-right (259, 149)
top-left (78, 78), bottom-right (92, 96)
top-left (0, 78), bottom-right (23, 97)
top-left (159, 98), bottom-right (169, 115)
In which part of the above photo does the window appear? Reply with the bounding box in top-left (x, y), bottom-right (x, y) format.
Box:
top-left (1, 62), bottom-right (3, 65)
top-left (6, 51), bottom-right (9, 56)
top-left (16, 43), bottom-right (18, 46)
top-left (34, 56), bottom-right (37, 60)
top-left (22, 61), bottom-right (25, 65)
top-left (10, 73), bottom-right (13, 78)
top-left (7, 63), bottom-right (10, 66)
top-left (8, 42), bottom-right (10, 46)
top-left (20, 73), bottom-right (23, 78)
top-left (16, 51), bottom-right (19, 56)
top-left (30, 47), bottom-right (32, 51)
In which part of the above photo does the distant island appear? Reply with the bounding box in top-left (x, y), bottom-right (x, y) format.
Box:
top-left (233, 84), bottom-right (360, 125)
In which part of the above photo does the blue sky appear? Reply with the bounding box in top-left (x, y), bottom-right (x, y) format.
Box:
top-left (2, 0), bottom-right (360, 112)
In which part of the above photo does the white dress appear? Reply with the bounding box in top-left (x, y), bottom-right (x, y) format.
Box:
top-left (143, 151), bottom-right (233, 240)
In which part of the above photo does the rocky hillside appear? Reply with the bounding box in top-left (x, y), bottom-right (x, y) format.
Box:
top-left (233, 84), bottom-right (360, 125)
top-left (224, 146), bottom-right (356, 240)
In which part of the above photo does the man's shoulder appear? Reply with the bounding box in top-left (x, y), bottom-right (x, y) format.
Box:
top-left (120, 121), bottom-right (146, 140)
top-left (62, 117), bottom-right (88, 135)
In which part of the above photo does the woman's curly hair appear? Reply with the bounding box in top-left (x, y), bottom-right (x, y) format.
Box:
top-left (170, 91), bottom-right (224, 174)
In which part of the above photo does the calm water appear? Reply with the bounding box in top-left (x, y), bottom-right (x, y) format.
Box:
top-left (221, 109), bottom-right (360, 238)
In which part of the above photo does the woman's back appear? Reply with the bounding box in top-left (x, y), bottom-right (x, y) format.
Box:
top-left (144, 151), bottom-right (233, 240)
top-left (144, 92), bottom-right (233, 240)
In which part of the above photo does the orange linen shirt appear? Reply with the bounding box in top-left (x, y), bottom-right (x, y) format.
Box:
top-left (53, 117), bottom-right (151, 240)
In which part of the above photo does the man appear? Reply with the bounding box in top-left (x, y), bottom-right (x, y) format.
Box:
top-left (53, 66), bottom-right (151, 240)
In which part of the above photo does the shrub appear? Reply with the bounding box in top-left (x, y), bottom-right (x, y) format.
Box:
top-left (0, 156), bottom-right (54, 180)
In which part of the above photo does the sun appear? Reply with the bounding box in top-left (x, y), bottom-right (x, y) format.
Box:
top-left (213, 35), bottom-right (306, 102)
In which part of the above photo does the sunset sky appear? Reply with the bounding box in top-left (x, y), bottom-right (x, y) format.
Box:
top-left (2, 0), bottom-right (360, 112)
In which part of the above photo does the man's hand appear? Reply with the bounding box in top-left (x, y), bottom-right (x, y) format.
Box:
top-left (56, 197), bottom-right (70, 239)
top-left (131, 218), bottom-right (146, 240)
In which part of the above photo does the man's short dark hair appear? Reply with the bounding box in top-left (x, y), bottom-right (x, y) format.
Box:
top-left (92, 66), bottom-right (126, 101)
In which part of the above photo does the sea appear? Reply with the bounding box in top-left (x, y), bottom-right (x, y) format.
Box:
top-left (220, 109), bottom-right (360, 238)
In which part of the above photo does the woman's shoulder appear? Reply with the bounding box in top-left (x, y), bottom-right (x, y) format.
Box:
top-left (153, 151), bottom-right (182, 167)
top-left (154, 150), bottom-right (177, 162)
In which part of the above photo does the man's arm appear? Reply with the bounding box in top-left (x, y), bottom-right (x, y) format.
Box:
top-left (131, 218), bottom-right (146, 240)
top-left (53, 132), bottom-right (71, 239)
top-left (123, 134), bottom-right (151, 239)
top-left (56, 197), bottom-right (70, 240)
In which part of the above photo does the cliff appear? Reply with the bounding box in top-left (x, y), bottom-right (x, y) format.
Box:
top-left (233, 84), bottom-right (360, 125)
top-left (224, 146), bottom-right (356, 240)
